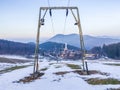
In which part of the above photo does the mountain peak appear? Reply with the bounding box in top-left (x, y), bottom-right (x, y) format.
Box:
top-left (47, 34), bottom-right (120, 50)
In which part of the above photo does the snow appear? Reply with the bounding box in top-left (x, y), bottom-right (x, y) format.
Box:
top-left (0, 55), bottom-right (29, 60)
top-left (0, 58), bottom-right (120, 90)
top-left (0, 63), bottom-right (14, 71)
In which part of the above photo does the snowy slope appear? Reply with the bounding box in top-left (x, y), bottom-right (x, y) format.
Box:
top-left (0, 59), bottom-right (120, 90)
top-left (0, 55), bottom-right (29, 60)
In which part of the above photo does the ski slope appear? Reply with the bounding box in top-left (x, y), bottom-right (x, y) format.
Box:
top-left (0, 58), bottom-right (120, 90)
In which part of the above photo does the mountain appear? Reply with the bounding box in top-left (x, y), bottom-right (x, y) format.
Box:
top-left (48, 34), bottom-right (120, 50)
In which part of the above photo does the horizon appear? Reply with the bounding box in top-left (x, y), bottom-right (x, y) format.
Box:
top-left (1, 33), bottom-right (120, 43)
top-left (0, 0), bottom-right (120, 42)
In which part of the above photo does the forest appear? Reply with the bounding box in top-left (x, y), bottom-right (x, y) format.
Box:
top-left (90, 42), bottom-right (120, 59)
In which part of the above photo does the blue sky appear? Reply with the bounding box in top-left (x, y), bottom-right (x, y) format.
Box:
top-left (0, 0), bottom-right (120, 42)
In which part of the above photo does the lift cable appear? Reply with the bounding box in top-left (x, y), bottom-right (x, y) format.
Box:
top-left (67, 0), bottom-right (71, 6)
top-left (47, 0), bottom-right (55, 35)
top-left (61, 0), bottom-right (71, 50)
top-left (63, 0), bottom-right (71, 33)
top-left (62, 0), bottom-right (71, 34)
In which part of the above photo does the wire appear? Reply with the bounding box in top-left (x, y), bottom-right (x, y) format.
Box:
top-left (47, 0), bottom-right (50, 7)
top-left (67, 0), bottom-right (70, 6)
top-left (62, 15), bottom-right (67, 35)
top-left (47, 0), bottom-right (55, 35)
top-left (50, 16), bottom-right (55, 35)
top-left (62, 0), bottom-right (71, 35)
top-left (61, 0), bottom-right (71, 49)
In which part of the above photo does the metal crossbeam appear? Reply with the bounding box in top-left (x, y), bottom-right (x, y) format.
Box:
top-left (40, 7), bottom-right (78, 10)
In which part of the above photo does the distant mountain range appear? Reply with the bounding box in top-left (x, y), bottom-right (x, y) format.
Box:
top-left (47, 34), bottom-right (120, 50)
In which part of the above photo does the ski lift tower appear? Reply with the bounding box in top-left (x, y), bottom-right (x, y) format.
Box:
top-left (33, 6), bottom-right (86, 74)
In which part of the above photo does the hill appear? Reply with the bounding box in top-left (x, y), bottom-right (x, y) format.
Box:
top-left (0, 39), bottom-right (35, 56)
top-left (40, 41), bottom-right (79, 52)
top-left (0, 39), bottom-right (79, 56)
top-left (48, 34), bottom-right (120, 50)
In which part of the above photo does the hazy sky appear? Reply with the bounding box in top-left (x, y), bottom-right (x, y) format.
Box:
top-left (0, 0), bottom-right (120, 42)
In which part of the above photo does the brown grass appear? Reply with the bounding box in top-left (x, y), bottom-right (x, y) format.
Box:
top-left (54, 71), bottom-right (70, 77)
top-left (86, 78), bottom-right (120, 85)
top-left (14, 72), bottom-right (44, 83)
top-left (66, 64), bottom-right (81, 69)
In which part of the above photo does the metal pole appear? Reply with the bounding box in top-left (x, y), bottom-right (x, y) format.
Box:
top-left (33, 8), bottom-right (41, 73)
top-left (76, 8), bottom-right (86, 71)
top-left (85, 60), bottom-right (89, 75)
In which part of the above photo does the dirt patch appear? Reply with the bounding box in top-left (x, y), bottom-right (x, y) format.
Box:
top-left (14, 72), bottom-right (44, 83)
top-left (0, 57), bottom-right (30, 64)
top-left (86, 78), bottom-right (120, 85)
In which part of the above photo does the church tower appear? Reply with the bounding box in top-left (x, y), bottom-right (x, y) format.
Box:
top-left (64, 43), bottom-right (68, 51)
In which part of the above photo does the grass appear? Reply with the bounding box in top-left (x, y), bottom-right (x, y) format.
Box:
top-left (0, 65), bottom-right (31, 74)
top-left (86, 78), bottom-right (120, 85)
top-left (104, 63), bottom-right (120, 66)
top-left (73, 70), bottom-right (109, 76)
top-left (40, 67), bottom-right (48, 71)
top-left (66, 64), bottom-right (81, 69)
top-left (54, 71), bottom-right (70, 76)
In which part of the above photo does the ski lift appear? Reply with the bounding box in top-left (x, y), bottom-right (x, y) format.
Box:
top-left (40, 18), bottom-right (45, 25)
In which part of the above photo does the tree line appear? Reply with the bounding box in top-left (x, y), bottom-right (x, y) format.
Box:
top-left (90, 42), bottom-right (120, 59)
top-left (0, 40), bottom-right (79, 57)
top-left (0, 39), bottom-right (35, 56)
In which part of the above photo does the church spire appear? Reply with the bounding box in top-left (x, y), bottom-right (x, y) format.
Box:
top-left (64, 43), bottom-right (68, 51)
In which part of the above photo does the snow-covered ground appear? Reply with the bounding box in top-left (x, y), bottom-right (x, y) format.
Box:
top-left (0, 55), bottom-right (33, 71)
top-left (0, 55), bottom-right (29, 60)
top-left (0, 63), bottom-right (15, 71)
top-left (0, 58), bottom-right (120, 90)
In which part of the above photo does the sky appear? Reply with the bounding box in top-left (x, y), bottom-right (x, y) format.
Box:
top-left (0, 0), bottom-right (120, 42)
